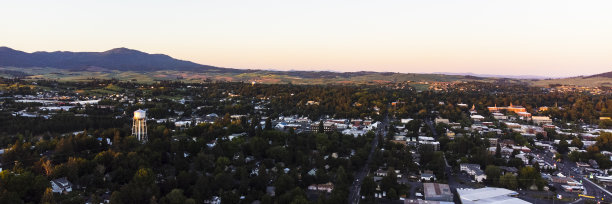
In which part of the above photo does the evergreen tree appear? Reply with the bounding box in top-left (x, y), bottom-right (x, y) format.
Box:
top-left (495, 143), bottom-right (502, 158)
top-left (318, 121), bottom-right (324, 133)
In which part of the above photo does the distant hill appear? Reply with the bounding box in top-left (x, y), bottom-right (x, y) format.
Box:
top-left (1, 46), bottom-right (584, 86)
top-left (587, 71), bottom-right (612, 78)
top-left (433, 72), bottom-right (550, 79)
top-left (0, 47), bottom-right (483, 81)
top-left (0, 47), bottom-right (229, 72)
top-left (531, 70), bottom-right (612, 87)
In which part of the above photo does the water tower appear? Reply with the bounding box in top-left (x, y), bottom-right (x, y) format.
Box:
top-left (132, 109), bottom-right (147, 142)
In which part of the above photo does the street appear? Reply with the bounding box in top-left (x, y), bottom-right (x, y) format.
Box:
top-left (348, 115), bottom-right (388, 204)
top-left (537, 150), bottom-right (612, 202)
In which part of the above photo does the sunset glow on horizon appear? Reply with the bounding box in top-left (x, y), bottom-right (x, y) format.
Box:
top-left (1, 0), bottom-right (611, 77)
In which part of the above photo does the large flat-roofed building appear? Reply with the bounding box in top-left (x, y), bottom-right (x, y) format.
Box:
top-left (488, 103), bottom-right (527, 114)
top-left (516, 112), bottom-right (532, 118)
top-left (596, 175), bottom-right (612, 185)
top-left (423, 183), bottom-right (453, 202)
top-left (457, 187), bottom-right (529, 204)
top-left (310, 121), bottom-right (336, 133)
top-left (532, 116), bottom-right (552, 125)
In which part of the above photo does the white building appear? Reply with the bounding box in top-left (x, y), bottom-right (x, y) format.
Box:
top-left (51, 177), bottom-right (73, 193)
top-left (460, 163), bottom-right (487, 182)
top-left (457, 187), bottom-right (529, 204)
top-left (471, 115), bottom-right (485, 122)
top-left (307, 182), bottom-right (334, 193)
top-left (401, 118), bottom-right (414, 124)
top-left (532, 116), bottom-right (553, 125)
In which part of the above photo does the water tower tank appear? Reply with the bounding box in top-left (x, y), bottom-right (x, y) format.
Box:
top-left (134, 109), bottom-right (146, 119)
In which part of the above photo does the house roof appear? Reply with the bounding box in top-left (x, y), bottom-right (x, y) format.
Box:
top-left (52, 177), bottom-right (71, 187)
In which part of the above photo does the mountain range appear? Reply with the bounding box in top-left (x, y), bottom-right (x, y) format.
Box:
top-left (0, 47), bottom-right (230, 72)
top-left (0, 47), bottom-right (611, 86)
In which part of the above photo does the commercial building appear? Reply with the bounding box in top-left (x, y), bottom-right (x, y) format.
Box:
top-left (457, 187), bottom-right (529, 204)
top-left (423, 183), bottom-right (453, 202)
top-left (532, 116), bottom-right (552, 125)
top-left (516, 112), bottom-right (532, 118)
top-left (487, 103), bottom-right (527, 113)
top-left (310, 121), bottom-right (337, 133)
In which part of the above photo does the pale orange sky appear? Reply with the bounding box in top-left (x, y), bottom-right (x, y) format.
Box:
top-left (1, 0), bottom-right (611, 77)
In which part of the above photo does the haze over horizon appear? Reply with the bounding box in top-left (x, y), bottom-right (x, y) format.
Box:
top-left (1, 0), bottom-right (611, 78)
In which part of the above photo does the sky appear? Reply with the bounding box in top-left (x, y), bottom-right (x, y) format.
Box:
top-left (1, 0), bottom-right (611, 77)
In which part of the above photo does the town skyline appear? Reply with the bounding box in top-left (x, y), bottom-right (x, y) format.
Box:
top-left (2, 1), bottom-right (612, 203)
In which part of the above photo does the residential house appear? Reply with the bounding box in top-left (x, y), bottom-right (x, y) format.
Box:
top-left (421, 170), bottom-right (436, 181)
top-left (308, 182), bottom-right (334, 193)
top-left (51, 177), bottom-right (73, 193)
top-left (460, 163), bottom-right (486, 182)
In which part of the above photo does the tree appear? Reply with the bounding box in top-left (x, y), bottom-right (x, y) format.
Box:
top-left (484, 165), bottom-right (501, 186)
top-left (215, 157), bottom-right (230, 172)
top-left (499, 173), bottom-right (518, 190)
top-left (595, 132), bottom-right (612, 151)
top-left (275, 174), bottom-right (295, 195)
top-left (507, 158), bottom-right (524, 168)
top-left (0, 170), bottom-right (50, 203)
top-left (557, 140), bottom-right (569, 154)
top-left (380, 168), bottom-right (398, 192)
top-left (161, 189), bottom-right (187, 204)
top-left (335, 166), bottom-right (349, 188)
top-left (567, 151), bottom-right (582, 162)
top-left (279, 187), bottom-right (307, 204)
top-left (110, 191), bottom-right (123, 204)
top-left (518, 166), bottom-right (543, 190)
top-left (0, 191), bottom-right (22, 204)
top-left (118, 168), bottom-right (160, 204)
top-left (495, 143), bottom-right (502, 158)
top-left (265, 117), bottom-right (273, 131)
top-left (536, 132), bottom-right (545, 140)
top-left (595, 153), bottom-right (612, 169)
top-left (513, 133), bottom-right (527, 146)
top-left (571, 137), bottom-right (583, 148)
top-left (388, 188), bottom-right (398, 200)
top-left (426, 152), bottom-right (447, 180)
top-left (192, 176), bottom-right (211, 202)
top-left (318, 121), bottom-right (324, 133)
top-left (315, 133), bottom-right (330, 153)
top-left (214, 173), bottom-right (234, 190)
top-left (360, 176), bottom-right (376, 201)
top-left (290, 195), bottom-right (309, 204)
top-left (40, 188), bottom-right (55, 204)
top-left (406, 120), bottom-right (421, 136)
